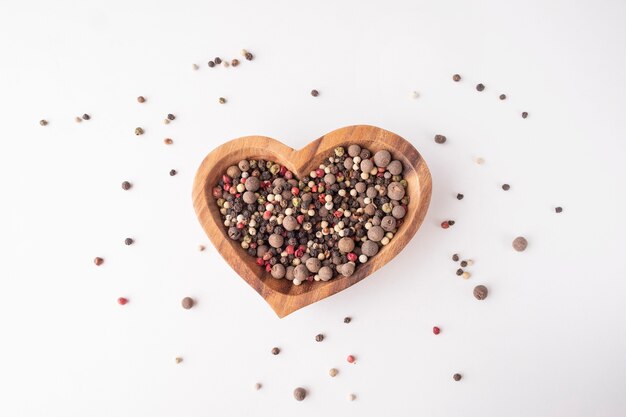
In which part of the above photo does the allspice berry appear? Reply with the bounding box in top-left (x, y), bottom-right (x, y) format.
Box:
top-left (338, 237), bottom-right (355, 253)
top-left (473, 285), bottom-right (488, 300)
top-left (293, 387), bottom-right (307, 401)
top-left (231, 59), bottom-right (240, 67)
top-left (373, 150), bottom-right (391, 167)
top-left (512, 236), bottom-right (528, 252)
top-left (164, 138), bottom-right (173, 145)
top-left (181, 297), bottom-right (194, 309)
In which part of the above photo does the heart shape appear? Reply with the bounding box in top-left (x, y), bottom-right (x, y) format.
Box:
top-left (192, 125), bottom-right (432, 317)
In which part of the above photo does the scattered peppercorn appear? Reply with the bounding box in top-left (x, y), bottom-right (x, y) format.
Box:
top-left (434, 134), bottom-right (447, 144)
top-left (175, 357), bottom-right (183, 364)
top-left (476, 83), bottom-right (485, 92)
top-left (448, 220), bottom-right (455, 226)
top-left (499, 94), bottom-right (506, 100)
top-left (222, 61), bottom-right (230, 68)
top-left (315, 334), bottom-right (324, 342)
top-left (311, 89), bottom-right (319, 97)
top-left (522, 112), bottom-right (528, 119)
top-left (137, 96), bottom-right (146, 103)
top-left (231, 59), bottom-right (239, 67)
top-left (456, 193), bottom-right (464, 200)
top-left (293, 387), bottom-right (307, 401)
top-left (462, 271), bottom-right (471, 280)
top-left (214, 57), bottom-right (222, 64)
top-left (452, 254), bottom-right (459, 262)
top-left (164, 138), bottom-right (173, 145)
top-left (460, 260), bottom-right (467, 267)
top-left (163, 118), bottom-right (170, 124)
top-left (198, 245), bottom-right (206, 251)
top-left (219, 97), bottom-right (226, 104)
top-left (344, 317), bottom-right (352, 324)
top-left (117, 297), bottom-right (128, 305)
top-left (347, 355), bottom-right (356, 364)
top-left (135, 127), bottom-right (144, 136)
top-left (75, 116), bottom-right (82, 123)
top-left (453, 373), bottom-right (462, 381)
top-left (512, 236), bottom-right (528, 252)
top-left (555, 206), bottom-right (563, 213)
top-left (121, 181), bottom-right (132, 190)
top-left (502, 184), bottom-right (510, 191)
top-left (456, 268), bottom-right (463, 276)
top-left (441, 221), bottom-right (450, 229)
top-left (39, 119), bottom-right (48, 126)
top-left (244, 52), bottom-right (254, 61)
top-left (271, 347), bottom-right (280, 355)
top-left (254, 382), bottom-right (262, 390)
top-left (329, 368), bottom-right (338, 377)
top-left (474, 157), bottom-right (485, 165)
top-left (124, 238), bottom-right (134, 246)
top-left (473, 285), bottom-right (488, 300)
top-left (167, 114), bottom-right (175, 120)
top-left (169, 169), bottom-right (177, 176)
top-left (94, 257), bottom-right (104, 266)
top-left (208, 61), bottom-right (215, 67)
top-left (452, 74), bottom-right (461, 82)
top-left (181, 297), bottom-right (194, 309)
top-left (433, 326), bottom-right (441, 335)
top-left (192, 63), bottom-right (199, 70)
top-left (82, 114), bottom-right (91, 120)
top-left (348, 393), bottom-right (357, 401)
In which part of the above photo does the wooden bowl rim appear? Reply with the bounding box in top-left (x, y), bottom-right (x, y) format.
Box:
top-left (192, 125), bottom-right (432, 317)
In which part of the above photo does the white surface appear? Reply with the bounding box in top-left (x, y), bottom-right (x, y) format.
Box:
top-left (1, 1), bottom-right (625, 416)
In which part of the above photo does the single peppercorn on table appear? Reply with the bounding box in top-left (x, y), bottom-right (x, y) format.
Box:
top-left (192, 125), bottom-right (432, 317)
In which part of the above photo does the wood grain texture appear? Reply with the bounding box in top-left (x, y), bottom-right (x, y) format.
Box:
top-left (192, 125), bottom-right (432, 318)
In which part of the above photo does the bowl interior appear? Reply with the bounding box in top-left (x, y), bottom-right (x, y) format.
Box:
top-left (201, 137), bottom-right (425, 296)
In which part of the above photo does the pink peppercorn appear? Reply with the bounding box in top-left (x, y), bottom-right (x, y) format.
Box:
top-left (315, 168), bottom-right (324, 178)
top-left (117, 297), bottom-right (128, 305)
top-left (284, 171), bottom-right (293, 179)
top-left (311, 185), bottom-right (318, 192)
top-left (265, 264), bottom-right (272, 272)
top-left (263, 211), bottom-right (272, 220)
top-left (286, 245), bottom-right (295, 255)
top-left (347, 355), bottom-right (356, 364)
top-left (291, 187), bottom-right (299, 195)
top-left (297, 215), bottom-right (305, 224)
top-left (334, 210), bottom-right (342, 218)
top-left (222, 175), bottom-right (231, 183)
top-left (279, 165), bottom-right (287, 176)
top-left (347, 252), bottom-right (357, 262)
top-left (433, 326), bottom-right (441, 335)
top-left (256, 258), bottom-right (264, 266)
top-left (212, 187), bottom-right (222, 198)
top-left (236, 222), bottom-right (245, 229)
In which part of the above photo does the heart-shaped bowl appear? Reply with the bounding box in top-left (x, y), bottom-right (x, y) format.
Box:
top-left (193, 125), bottom-right (432, 317)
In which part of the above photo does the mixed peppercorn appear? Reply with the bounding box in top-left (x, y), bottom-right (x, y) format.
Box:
top-left (212, 145), bottom-right (409, 285)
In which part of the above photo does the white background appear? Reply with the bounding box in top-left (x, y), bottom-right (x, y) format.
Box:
top-left (1, 1), bottom-right (625, 416)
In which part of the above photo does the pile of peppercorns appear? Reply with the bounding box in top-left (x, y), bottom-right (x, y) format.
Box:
top-left (212, 145), bottom-right (409, 285)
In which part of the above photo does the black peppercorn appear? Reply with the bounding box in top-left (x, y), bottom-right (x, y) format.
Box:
top-left (245, 52), bottom-right (254, 61)
top-left (460, 260), bottom-right (468, 267)
top-left (456, 193), bottom-right (464, 200)
top-left (167, 114), bottom-right (175, 120)
top-left (522, 112), bottom-right (528, 119)
top-left (82, 114), bottom-right (91, 120)
top-left (453, 373), bottom-right (462, 381)
top-left (344, 317), bottom-right (351, 324)
top-left (502, 184), bottom-right (510, 191)
top-left (499, 94), bottom-right (506, 100)
top-left (555, 206), bottom-right (563, 213)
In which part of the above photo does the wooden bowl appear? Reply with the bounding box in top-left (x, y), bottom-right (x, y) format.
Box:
top-left (192, 125), bottom-right (432, 317)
